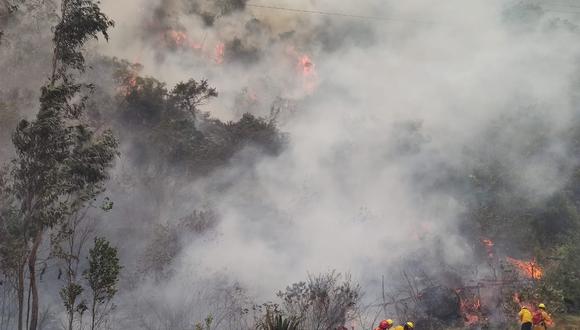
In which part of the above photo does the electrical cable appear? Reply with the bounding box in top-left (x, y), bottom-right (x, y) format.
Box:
top-left (246, 3), bottom-right (436, 25)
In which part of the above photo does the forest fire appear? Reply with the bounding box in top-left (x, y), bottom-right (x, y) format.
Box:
top-left (167, 30), bottom-right (187, 47)
top-left (481, 238), bottom-right (494, 258)
top-left (506, 257), bottom-right (543, 279)
top-left (512, 292), bottom-right (533, 309)
top-left (117, 75), bottom-right (138, 97)
top-left (284, 46), bottom-right (319, 94)
top-left (114, 60), bottom-right (143, 97)
top-left (457, 289), bottom-right (482, 326)
top-left (164, 29), bottom-right (203, 50)
top-left (296, 54), bottom-right (318, 94)
top-left (161, 28), bottom-right (227, 64)
top-left (298, 54), bottom-right (315, 76)
top-left (214, 42), bottom-right (225, 64)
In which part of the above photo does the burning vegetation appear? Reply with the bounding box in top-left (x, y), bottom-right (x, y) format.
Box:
top-left (506, 257), bottom-right (544, 280)
top-left (164, 29), bottom-right (203, 50)
top-left (2, 0), bottom-right (580, 329)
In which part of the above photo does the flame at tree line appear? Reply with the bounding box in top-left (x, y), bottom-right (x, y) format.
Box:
top-left (165, 29), bottom-right (203, 50)
top-left (506, 257), bottom-right (543, 280)
top-left (160, 27), bottom-right (319, 93)
top-left (478, 238), bottom-right (543, 279)
top-left (442, 239), bottom-right (546, 327)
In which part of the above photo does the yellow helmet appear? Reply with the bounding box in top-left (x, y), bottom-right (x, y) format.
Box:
top-left (538, 303), bottom-right (546, 309)
top-left (406, 322), bottom-right (414, 328)
top-left (386, 319), bottom-right (394, 325)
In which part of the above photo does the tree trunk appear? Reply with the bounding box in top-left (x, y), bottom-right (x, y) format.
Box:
top-left (28, 231), bottom-right (42, 330)
top-left (91, 296), bottom-right (96, 330)
top-left (17, 264), bottom-right (24, 330)
top-left (68, 294), bottom-right (75, 330)
top-left (67, 307), bottom-right (73, 330)
top-left (26, 281), bottom-right (30, 329)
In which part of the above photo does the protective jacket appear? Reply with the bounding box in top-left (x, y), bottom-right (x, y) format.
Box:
top-left (533, 310), bottom-right (552, 329)
top-left (519, 308), bottom-right (533, 324)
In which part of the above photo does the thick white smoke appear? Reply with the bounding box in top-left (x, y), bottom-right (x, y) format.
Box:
top-left (3, 0), bottom-right (580, 328)
top-left (88, 0), bottom-right (580, 326)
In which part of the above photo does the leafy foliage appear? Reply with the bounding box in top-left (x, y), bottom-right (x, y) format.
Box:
top-left (256, 312), bottom-right (300, 330)
top-left (103, 60), bottom-right (286, 178)
top-left (53, 0), bottom-right (114, 75)
top-left (139, 210), bottom-right (217, 279)
top-left (85, 237), bottom-right (121, 304)
top-left (276, 272), bottom-right (360, 330)
top-left (84, 237), bottom-right (121, 330)
top-left (0, 1), bottom-right (117, 329)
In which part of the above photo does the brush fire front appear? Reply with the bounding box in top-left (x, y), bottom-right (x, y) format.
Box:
top-left (369, 237), bottom-right (550, 329)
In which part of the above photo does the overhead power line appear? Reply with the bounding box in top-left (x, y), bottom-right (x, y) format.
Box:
top-left (246, 2), bottom-right (580, 26)
top-left (246, 3), bottom-right (436, 25)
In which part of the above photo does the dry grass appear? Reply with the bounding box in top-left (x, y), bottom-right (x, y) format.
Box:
top-left (556, 315), bottom-right (580, 330)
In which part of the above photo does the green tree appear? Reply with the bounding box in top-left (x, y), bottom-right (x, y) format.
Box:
top-left (3, 0), bottom-right (116, 329)
top-left (0, 168), bottom-right (26, 330)
top-left (84, 237), bottom-right (121, 330)
top-left (256, 309), bottom-right (300, 330)
top-left (52, 199), bottom-right (112, 330)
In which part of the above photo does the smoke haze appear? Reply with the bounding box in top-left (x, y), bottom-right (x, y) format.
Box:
top-left (2, 0), bottom-right (580, 328)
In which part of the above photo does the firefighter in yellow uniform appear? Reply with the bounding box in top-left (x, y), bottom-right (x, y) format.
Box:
top-left (394, 321), bottom-right (414, 330)
top-left (518, 306), bottom-right (533, 330)
top-left (533, 303), bottom-right (553, 330)
top-left (374, 319), bottom-right (394, 330)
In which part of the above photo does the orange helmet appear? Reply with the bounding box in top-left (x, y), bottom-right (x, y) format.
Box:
top-left (379, 319), bottom-right (394, 329)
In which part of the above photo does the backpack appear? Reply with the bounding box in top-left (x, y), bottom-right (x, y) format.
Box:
top-left (532, 311), bottom-right (544, 325)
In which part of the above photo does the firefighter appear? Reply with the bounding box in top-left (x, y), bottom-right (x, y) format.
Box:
top-left (532, 303), bottom-right (552, 330)
top-left (374, 319), bottom-right (394, 330)
top-left (519, 306), bottom-right (533, 330)
top-left (394, 321), bottom-right (414, 330)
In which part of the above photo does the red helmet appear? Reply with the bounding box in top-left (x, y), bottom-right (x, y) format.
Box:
top-left (379, 319), bottom-right (394, 329)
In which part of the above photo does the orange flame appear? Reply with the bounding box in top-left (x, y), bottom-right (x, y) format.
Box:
top-left (118, 76), bottom-right (138, 97)
top-left (513, 292), bottom-right (535, 311)
top-left (165, 30), bottom-right (203, 51)
top-left (481, 238), bottom-right (494, 258)
top-left (457, 289), bottom-right (481, 326)
top-left (167, 30), bottom-right (188, 46)
top-left (298, 55), bottom-right (315, 76)
top-left (513, 292), bottom-right (524, 306)
top-left (285, 46), bottom-right (319, 94)
top-left (214, 42), bottom-right (225, 64)
top-left (513, 292), bottom-right (520, 304)
top-left (506, 257), bottom-right (543, 279)
top-left (296, 54), bottom-right (318, 94)
top-left (116, 62), bottom-right (142, 97)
